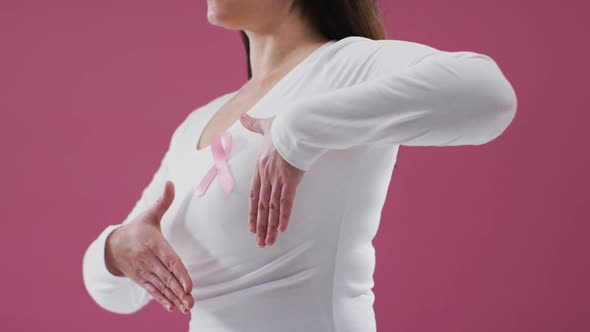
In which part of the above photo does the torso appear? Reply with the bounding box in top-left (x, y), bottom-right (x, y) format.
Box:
top-left (91, 35), bottom-right (440, 331)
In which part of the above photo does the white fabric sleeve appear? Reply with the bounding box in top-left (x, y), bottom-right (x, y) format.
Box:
top-left (270, 50), bottom-right (518, 171)
top-left (82, 116), bottom-right (190, 314)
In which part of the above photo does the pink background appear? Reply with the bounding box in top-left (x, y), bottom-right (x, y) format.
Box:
top-left (1, 0), bottom-right (587, 331)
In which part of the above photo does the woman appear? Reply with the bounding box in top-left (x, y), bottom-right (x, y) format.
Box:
top-left (82, 0), bottom-right (517, 331)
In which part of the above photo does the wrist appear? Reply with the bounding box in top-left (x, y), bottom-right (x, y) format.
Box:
top-left (105, 227), bottom-right (125, 277)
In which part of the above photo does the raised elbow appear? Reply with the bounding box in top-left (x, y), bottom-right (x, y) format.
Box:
top-left (472, 55), bottom-right (518, 144)
top-left (446, 52), bottom-right (517, 145)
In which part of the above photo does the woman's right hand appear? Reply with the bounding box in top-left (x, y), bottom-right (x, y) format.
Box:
top-left (104, 180), bottom-right (195, 314)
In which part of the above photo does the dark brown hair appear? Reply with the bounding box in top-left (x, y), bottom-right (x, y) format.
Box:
top-left (240, 0), bottom-right (389, 79)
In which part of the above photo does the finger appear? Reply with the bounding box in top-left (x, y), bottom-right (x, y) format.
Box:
top-left (278, 183), bottom-right (296, 233)
top-left (140, 280), bottom-right (175, 312)
top-left (161, 241), bottom-right (194, 300)
top-left (240, 114), bottom-right (264, 134)
top-left (256, 177), bottom-right (272, 247)
top-left (148, 252), bottom-right (194, 310)
top-left (265, 181), bottom-right (282, 246)
top-left (248, 165), bottom-right (261, 234)
top-left (143, 270), bottom-right (187, 313)
top-left (150, 242), bottom-right (194, 309)
top-left (151, 180), bottom-right (175, 223)
top-left (160, 278), bottom-right (189, 314)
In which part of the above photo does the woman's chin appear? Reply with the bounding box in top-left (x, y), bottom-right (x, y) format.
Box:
top-left (207, 15), bottom-right (242, 30)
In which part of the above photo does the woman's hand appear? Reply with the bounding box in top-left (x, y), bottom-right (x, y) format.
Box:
top-left (105, 180), bottom-right (195, 314)
top-left (239, 113), bottom-right (305, 248)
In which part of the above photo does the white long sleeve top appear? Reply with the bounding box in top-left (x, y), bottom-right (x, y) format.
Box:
top-left (82, 36), bottom-right (517, 332)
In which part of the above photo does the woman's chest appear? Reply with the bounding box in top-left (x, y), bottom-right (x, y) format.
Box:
top-left (160, 122), bottom-right (267, 255)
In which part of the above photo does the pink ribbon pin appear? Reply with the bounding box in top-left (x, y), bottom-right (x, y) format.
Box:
top-left (195, 131), bottom-right (236, 197)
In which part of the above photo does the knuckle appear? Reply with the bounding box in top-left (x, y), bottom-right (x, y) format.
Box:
top-left (279, 196), bottom-right (291, 208)
top-left (168, 257), bottom-right (178, 271)
top-left (143, 282), bottom-right (163, 301)
top-left (159, 251), bottom-right (170, 264)
top-left (249, 190), bottom-right (257, 200)
top-left (153, 279), bottom-right (165, 293)
top-left (158, 282), bottom-right (167, 294)
top-left (144, 240), bottom-right (158, 252)
top-left (142, 282), bottom-right (155, 295)
top-left (136, 268), bottom-right (147, 280)
top-left (162, 258), bottom-right (173, 273)
top-left (161, 272), bottom-right (173, 288)
top-left (258, 201), bottom-right (267, 211)
top-left (163, 287), bottom-right (176, 301)
top-left (264, 156), bottom-right (272, 167)
top-left (148, 274), bottom-right (165, 292)
top-left (268, 201), bottom-right (277, 211)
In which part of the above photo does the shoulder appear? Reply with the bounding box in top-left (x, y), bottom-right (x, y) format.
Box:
top-left (331, 36), bottom-right (439, 62)
top-left (322, 36), bottom-right (442, 76)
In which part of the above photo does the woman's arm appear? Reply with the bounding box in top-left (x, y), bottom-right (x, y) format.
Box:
top-left (269, 49), bottom-right (518, 171)
top-left (82, 115), bottom-right (190, 314)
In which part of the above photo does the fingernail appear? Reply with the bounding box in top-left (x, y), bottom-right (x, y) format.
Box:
top-left (165, 303), bottom-right (172, 311)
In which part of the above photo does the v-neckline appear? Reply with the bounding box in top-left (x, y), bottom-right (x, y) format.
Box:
top-left (191, 39), bottom-right (336, 155)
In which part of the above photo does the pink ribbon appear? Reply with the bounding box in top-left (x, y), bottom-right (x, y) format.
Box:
top-left (195, 131), bottom-right (236, 197)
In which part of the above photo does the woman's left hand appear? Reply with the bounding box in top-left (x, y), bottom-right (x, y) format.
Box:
top-left (239, 113), bottom-right (305, 248)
